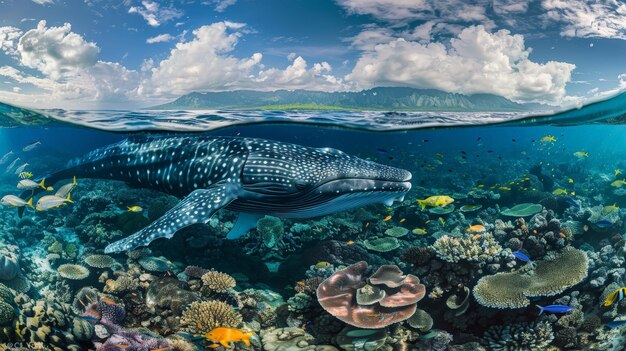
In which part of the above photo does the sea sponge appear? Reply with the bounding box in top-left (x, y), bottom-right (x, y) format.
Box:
top-left (57, 264), bottom-right (90, 280)
top-left (385, 226), bottom-right (409, 238)
top-left (104, 275), bottom-right (138, 294)
top-left (84, 254), bottom-right (117, 269)
top-left (201, 271), bottom-right (236, 293)
top-left (0, 300), bottom-right (14, 325)
top-left (98, 300), bottom-right (126, 325)
top-left (363, 237), bottom-right (400, 252)
top-left (184, 265), bottom-right (209, 279)
top-left (433, 234), bottom-right (502, 263)
top-left (181, 300), bottom-right (242, 335)
top-left (473, 247), bottom-right (588, 309)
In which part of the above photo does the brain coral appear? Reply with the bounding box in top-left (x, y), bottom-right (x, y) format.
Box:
top-left (201, 271), bottom-right (236, 293)
top-left (181, 300), bottom-right (242, 334)
top-left (58, 264), bottom-right (90, 280)
top-left (84, 254), bottom-right (117, 269)
top-left (473, 247), bottom-right (588, 308)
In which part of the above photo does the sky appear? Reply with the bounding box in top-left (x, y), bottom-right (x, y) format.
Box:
top-left (0, 0), bottom-right (625, 109)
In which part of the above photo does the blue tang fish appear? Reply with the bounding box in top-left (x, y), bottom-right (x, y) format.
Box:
top-left (535, 304), bottom-right (573, 315)
top-left (607, 320), bottom-right (626, 328)
top-left (512, 251), bottom-right (533, 265)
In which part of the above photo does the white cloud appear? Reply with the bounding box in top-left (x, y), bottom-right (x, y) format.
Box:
top-left (146, 33), bottom-right (173, 44)
top-left (31, 0), bottom-right (54, 5)
top-left (0, 26), bottom-right (22, 55)
top-left (542, 0), bottom-right (626, 39)
top-left (347, 25), bottom-right (575, 103)
top-left (128, 1), bottom-right (183, 27)
top-left (203, 0), bottom-right (237, 12)
top-left (256, 56), bottom-right (346, 91)
top-left (18, 20), bottom-right (99, 80)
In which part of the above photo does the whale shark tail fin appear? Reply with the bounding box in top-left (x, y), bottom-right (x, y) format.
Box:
top-left (104, 181), bottom-right (241, 253)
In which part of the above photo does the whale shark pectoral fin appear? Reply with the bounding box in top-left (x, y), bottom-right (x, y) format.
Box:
top-left (226, 212), bottom-right (262, 239)
top-left (104, 183), bottom-right (240, 253)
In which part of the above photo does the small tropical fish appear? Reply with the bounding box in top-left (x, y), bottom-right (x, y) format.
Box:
top-left (438, 217), bottom-right (445, 226)
top-left (14, 163), bottom-right (29, 175)
top-left (36, 193), bottom-right (73, 211)
top-left (17, 178), bottom-right (48, 191)
top-left (512, 251), bottom-right (533, 265)
top-left (383, 215), bottom-right (392, 222)
top-left (540, 135), bottom-right (556, 143)
top-left (315, 261), bottom-right (331, 269)
top-left (498, 186), bottom-right (511, 191)
top-left (416, 195), bottom-right (454, 210)
top-left (603, 203), bottom-right (619, 214)
top-left (345, 240), bottom-right (354, 245)
top-left (399, 218), bottom-right (406, 223)
top-left (0, 195), bottom-right (33, 208)
top-left (573, 151), bottom-right (589, 158)
top-left (611, 179), bottom-right (626, 187)
top-left (18, 171), bottom-right (33, 179)
top-left (568, 178), bottom-right (574, 183)
top-left (616, 169), bottom-right (622, 176)
top-left (100, 297), bottom-right (118, 305)
top-left (203, 327), bottom-right (254, 348)
top-left (79, 315), bottom-right (99, 322)
top-left (535, 304), bottom-right (573, 315)
top-left (55, 176), bottom-right (78, 198)
top-left (603, 287), bottom-right (626, 307)
top-left (552, 188), bottom-right (568, 196)
top-left (0, 151), bottom-right (13, 165)
top-left (22, 140), bottom-right (41, 152)
top-left (296, 281), bottom-right (305, 286)
top-left (472, 234), bottom-right (481, 240)
top-left (466, 224), bottom-right (486, 233)
top-left (127, 205), bottom-right (143, 212)
top-left (412, 228), bottom-right (427, 235)
top-left (595, 220), bottom-right (614, 229)
top-left (607, 320), bottom-right (626, 328)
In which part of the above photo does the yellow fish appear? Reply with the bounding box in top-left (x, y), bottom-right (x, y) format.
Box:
top-left (552, 188), bottom-right (568, 196)
top-left (568, 178), bottom-right (574, 184)
top-left (498, 186), bottom-right (511, 191)
top-left (574, 151), bottom-right (589, 158)
top-left (603, 203), bottom-right (619, 213)
top-left (540, 135), bottom-right (556, 143)
top-left (412, 228), bottom-right (427, 235)
top-left (18, 171), bottom-right (33, 179)
top-left (466, 224), bottom-right (486, 233)
top-left (616, 169), bottom-right (622, 176)
top-left (416, 195), bottom-right (454, 210)
top-left (204, 327), bottom-right (254, 348)
top-left (611, 179), bottom-right (626, 187)
top-left (603, 287), bottom-right (626, 307)
top-left (438, 217), bottom-right (445, 226)
top-left (127, 206), bottom-right (144, 212)
top-left (383, 215), bottom-right (392, 222)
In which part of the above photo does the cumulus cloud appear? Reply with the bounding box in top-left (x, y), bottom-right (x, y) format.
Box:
top-left (347, 25), bottom-right (575, 103)
top-left (128, 1), bottom-right (183, 27)
top-left (31, 0), bottom-right (54, 5)
top-left (0, 26), bottom-right (22, 55)
top-left (203, 0), bottom-right (237, 12)
top-left (542, 0), bottom-right (626, 39)
top-left (256, 56), bottom-right (345, 91)
top-left (18, 20), bottom-right (99, 80)
top-left (146, 33), bottom-right (173, 44)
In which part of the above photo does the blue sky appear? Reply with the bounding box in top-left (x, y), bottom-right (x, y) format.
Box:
top-left (0, 0), bottom-right (625, 109)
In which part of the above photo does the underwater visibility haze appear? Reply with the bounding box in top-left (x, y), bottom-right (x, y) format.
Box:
top-left (3, 1), bottom-right (626, 350)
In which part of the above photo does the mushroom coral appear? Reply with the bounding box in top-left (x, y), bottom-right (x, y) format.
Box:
top-left (316, 261), bottom-right (426, 329)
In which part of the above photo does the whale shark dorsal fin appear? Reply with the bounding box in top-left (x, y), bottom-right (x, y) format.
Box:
top-left (104, 182), bottom-right (240, 253)
top-left (227, 212), bottom-right (262, 239)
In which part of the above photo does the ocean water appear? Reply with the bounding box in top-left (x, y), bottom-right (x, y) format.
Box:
top-left (0, 93), bottom-right (625, 350)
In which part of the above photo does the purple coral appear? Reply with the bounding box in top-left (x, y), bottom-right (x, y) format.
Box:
top-left (95, 330), bottom-right (171, 351)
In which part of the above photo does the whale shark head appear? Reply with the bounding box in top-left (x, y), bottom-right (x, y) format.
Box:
top-left (238, 143), bottom-right (411, 218)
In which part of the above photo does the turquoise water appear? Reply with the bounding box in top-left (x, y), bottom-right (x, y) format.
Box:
top-left (0, 94), bottom-right (625, 350)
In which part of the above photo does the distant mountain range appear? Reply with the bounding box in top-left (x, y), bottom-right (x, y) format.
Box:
top-left (152, 87), bottom-right (546, 111)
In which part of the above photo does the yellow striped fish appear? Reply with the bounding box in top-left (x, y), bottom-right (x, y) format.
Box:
top-left (604, 287), bottom-right (626, 307)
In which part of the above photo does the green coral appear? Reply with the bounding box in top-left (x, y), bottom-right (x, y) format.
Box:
top-left (432, 234), bottom-right (502, 263)
top-left (0, 301), bottom-right (14, 325)
top-left (473, 247), bottom-right (588, 308)
top-left (385, 226), bottom-right (409, 237)
top-left (363, 237), bottom-right (400, 252)
top-left (501, 203), bottom-right (543, 217)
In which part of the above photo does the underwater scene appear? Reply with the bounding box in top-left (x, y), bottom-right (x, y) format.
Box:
top-left (0, 93), bottom-right (626, 351)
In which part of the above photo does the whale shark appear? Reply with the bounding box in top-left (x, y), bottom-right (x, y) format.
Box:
top-left (22, 135), bottom-right (412, 253)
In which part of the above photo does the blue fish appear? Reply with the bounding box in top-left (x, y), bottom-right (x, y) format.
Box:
top-left (607, 320), bottom-right (626, 328)
top-left (595, 220), bottom-right (614, 229)
top-left (79, 315), bottom-right (99, 322)
top-left (565, 197), bottom-right (580, 208)
top-left (512, 251), bottom-right (533, 265)
top-left (535, 304), bottom-right (573, 315)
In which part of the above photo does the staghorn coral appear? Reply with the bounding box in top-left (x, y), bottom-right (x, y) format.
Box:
top-left (84, 254), bottom-right (117, 269)
top-left (473, 247), bottom-right (589, 308)
top-left (200, 270), bottom-right (236, 293)
top-left (57, 264), bottom-right (90, 280)
top-left (181, 300), bottom-right (242, 335)
top-left (483, 321), bottom-right (554, 351)
top-left (433, 234), bottom-right (502, 263)
top-left (317, 261), bottom-right (425, 328)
